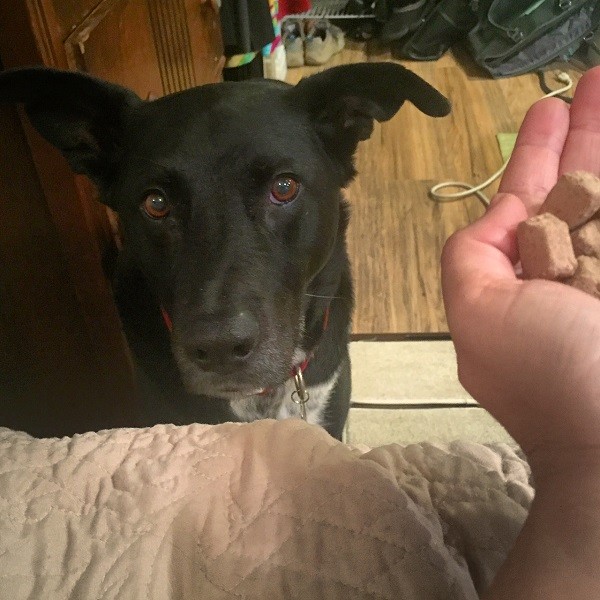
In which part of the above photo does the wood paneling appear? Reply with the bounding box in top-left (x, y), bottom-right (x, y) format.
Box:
top-left (0, 1), bottom-right (138, 437)
top-left (65, 0), bottom-right (165, 97)
top-left (147, 0), bottom-right (196, 93)
top-left (287, 43), bottom-right (581, 334)
top-left (184, 0), bottom-right (226, 85)
top-left (0, 103), bottom-right (137, 436)
top-left (0, 0), bottom-right (224, 435)
top-left (51, 0), bottom-right (101, 36)
top-left (62, 0), bottom-right (223, 97)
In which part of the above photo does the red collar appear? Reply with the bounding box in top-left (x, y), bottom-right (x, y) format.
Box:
top-left (160, 306), bottom-right (173, 332)
top-left (293, 357), bottom-right (311, 377)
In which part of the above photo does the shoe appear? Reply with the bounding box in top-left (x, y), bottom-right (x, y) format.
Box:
top-left (283, 20), bottom-right (305, 68)
top-left (304, 20), bottom-right (345, 66)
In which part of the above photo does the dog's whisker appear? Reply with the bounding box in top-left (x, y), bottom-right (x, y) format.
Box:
top-left (130, 154), bottom-right (171, 169)
top-left (304, 293), bottom-right (344, 300)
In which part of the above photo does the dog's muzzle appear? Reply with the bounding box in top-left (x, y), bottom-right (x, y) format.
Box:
top-left (165, 305), bottom-right (294, 397)
top-left (190, 310), bottom-right (259, 371)
top-left (165, 308), bottom-right (260, 374)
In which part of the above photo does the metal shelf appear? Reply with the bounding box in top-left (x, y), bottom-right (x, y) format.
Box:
top-left (282, 0), bottom-right (375, 21)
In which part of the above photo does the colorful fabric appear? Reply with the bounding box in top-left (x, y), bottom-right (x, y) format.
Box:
top-left (263, 0), bottom-right (283, 56)
top-left (225, 51), bottom-right (258, 68)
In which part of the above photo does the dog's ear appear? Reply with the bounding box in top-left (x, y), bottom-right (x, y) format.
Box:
top-left (0, 67), bottom-right (141, 188)
top-left (289, 62), bottom-right (450, 165)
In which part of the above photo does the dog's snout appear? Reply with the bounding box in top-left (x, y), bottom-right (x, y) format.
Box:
top-left (188, 311), bottom-right (259, 371)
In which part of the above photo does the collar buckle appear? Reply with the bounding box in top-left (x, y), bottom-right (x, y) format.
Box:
top-left (291, 368), bottom-right (310, 421)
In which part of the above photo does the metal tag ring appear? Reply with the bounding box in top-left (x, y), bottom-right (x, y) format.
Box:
top-left (291, 390), bottom-right (310, 405)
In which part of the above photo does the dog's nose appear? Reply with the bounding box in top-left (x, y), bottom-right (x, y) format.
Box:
top-left (189, 311), bottom-right (259, 370)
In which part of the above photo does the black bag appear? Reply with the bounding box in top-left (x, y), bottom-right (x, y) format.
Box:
top-left (585, 24), bottom-right (600, 66)
top-left (377, 0), bottom-right (441, 44)
top-left (468, 0), bottom-right (600, 77)
top-left (393, 0), bottom-right (478, 60)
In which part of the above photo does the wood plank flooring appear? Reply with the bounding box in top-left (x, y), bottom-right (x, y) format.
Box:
top-left (286, 42), bottom-right (581, 334)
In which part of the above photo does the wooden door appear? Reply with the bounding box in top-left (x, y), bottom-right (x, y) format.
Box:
top-left (0, 0), bottom-right (223, 436)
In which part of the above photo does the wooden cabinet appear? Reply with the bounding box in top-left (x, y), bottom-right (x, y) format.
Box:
top-left (0, 0), bottom-right (224, 436)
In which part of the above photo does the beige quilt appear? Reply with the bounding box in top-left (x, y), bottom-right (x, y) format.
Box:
top-left (0, 419), bottom-right (532, 599)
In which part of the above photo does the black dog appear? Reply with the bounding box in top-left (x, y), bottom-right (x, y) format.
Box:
top-left (0, 63), bottom-right (449, 439)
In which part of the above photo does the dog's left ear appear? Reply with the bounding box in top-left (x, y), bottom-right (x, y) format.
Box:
top-left (289, 62), bottom-right (450, 164)
top-left (0, 67), bottom-right (141, 190)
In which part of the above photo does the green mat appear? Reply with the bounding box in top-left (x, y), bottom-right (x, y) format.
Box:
top-left (496, 132), bottom-right (518, 163)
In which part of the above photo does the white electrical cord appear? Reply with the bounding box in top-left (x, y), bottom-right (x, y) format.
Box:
top-left (429, 71), bottom-right (574, 207)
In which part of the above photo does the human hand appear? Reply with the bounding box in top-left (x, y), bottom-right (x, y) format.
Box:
top-left (441, 66), bottom-right (600, 467)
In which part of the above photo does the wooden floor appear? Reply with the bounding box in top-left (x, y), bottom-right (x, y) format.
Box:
top-left (286, 42), bottom-right (581, 334)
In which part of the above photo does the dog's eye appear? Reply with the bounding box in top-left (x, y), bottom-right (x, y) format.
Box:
top-left (270, 176), bottom-right (300, 205)
top-left (142, 192), bottom-right (171, 219)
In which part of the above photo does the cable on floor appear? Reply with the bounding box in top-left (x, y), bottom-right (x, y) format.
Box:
top-left (428, 71), bottom-right (574, 208)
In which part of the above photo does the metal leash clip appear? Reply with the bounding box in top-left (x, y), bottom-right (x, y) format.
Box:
top-left (291, 368), bottom-right (310, 421)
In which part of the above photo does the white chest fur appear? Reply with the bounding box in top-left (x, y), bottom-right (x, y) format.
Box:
top-left (230, 367), bottom-right (341, 428)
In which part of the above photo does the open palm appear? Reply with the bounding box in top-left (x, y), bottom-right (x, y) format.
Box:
top-left (442, 66), bottom-right (600, 459)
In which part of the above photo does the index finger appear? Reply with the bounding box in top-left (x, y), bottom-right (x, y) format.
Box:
top-left (499, 96), bottom-right (570, 216)
top-left (559, 66), bottom-right (600, 176)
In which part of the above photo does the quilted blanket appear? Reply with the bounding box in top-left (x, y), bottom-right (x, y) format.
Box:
top-left (0, 419), bottom-right (532, 599)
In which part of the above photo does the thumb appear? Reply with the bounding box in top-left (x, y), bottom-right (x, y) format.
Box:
top-left (441, 193), bottom-right (528, 328)
top-left (468, 193), bottom-right (529, 262)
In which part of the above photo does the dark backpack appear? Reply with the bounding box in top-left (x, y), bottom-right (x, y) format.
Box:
top-left (377, 0), bottom-right (442, 45)
top-left (392, 0), bottom-right (478, 60)
top-left (584, 24), bottom-right (600, 66)
top-left (467, 0), bottom-right (600, 77)
top-left (382, 0), bottom-right (600, 78)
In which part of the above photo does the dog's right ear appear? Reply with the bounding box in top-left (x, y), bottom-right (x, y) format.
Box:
top-left (288, 62), bottom-right (450, 178)
top-left (0, 67), bottom-right (141, 189)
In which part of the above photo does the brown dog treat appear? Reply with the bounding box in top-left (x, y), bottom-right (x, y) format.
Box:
top-left (517, 212), bottom-right (577, 279)
top-left (571, 219), bottom-right (600, 258)
top-left (565, 256), bottom-right (600, 299)
top-left (540, 171), bottom-right (600, 229)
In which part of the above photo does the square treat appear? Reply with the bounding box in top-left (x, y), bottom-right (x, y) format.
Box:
top-left (565, 256), bottom-right (600, 299)
top-left (571, 218), bottom-right (600, 258)
top-left (517, 212), bottom-right (577, 279)
top-left (540, 171), bottom-right (600, 229)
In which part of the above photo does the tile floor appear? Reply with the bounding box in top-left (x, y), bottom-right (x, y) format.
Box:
top-left (345, 341), bottom-right (516, 448)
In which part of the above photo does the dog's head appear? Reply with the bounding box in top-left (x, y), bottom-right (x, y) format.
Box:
top-left (0, 64), bottom-right (449, 399)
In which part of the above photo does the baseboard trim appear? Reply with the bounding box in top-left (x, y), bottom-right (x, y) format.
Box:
top-left (350, 332), bottom-right (452, 342)
top-left (351, 402), bottom-right (479, 410)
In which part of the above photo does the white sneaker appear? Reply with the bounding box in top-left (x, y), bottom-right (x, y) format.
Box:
top-left (304, 20), bottom-right (345, 66)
